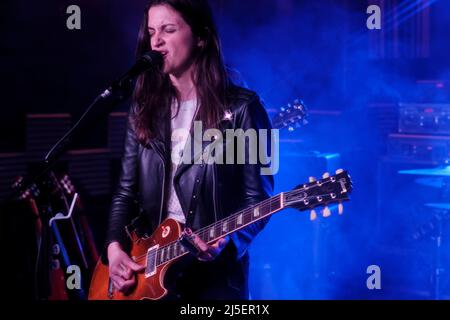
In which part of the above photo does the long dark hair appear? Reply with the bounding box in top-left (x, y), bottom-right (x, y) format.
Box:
top-left (133, 0), bottom-right (229, 145)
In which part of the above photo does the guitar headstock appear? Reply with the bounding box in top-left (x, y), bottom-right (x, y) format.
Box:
top-left (283, 169), bottom-right (353, 220)
top-left (271, 99), bottom-right (308, 131)
top-left (60, 174), bottom-right (76, 195)
top-left (11, 176), bottom-right (40, 201)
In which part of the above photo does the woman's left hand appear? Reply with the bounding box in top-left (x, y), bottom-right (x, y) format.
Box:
top-left (196, 235), bottom-right (230, 261)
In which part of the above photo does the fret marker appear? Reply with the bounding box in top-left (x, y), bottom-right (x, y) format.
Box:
top-left (222, 221), bottom-right (228, 232)
top-left (237, 214), bottom-right (243, 225)
top-left (166, 247), bottom-right (170, 260)
top-left (209, 227), bottom-right (215, 238)
top-left (253, 207), bottom-right (260, 218)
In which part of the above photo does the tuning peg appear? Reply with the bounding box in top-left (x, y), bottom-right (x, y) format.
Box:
top-left (322, 206), bottom-right (331, 217)
top-left (310, 209), bottom-right (317, 221)
top-left (288, 126), bottom-right (294, 132)
top-left (335, 168), bottom-right (344, 174)
top-left (322, 172), bottom-right (330, 179)
top-left (338, 202), bottom-right (344, 215)
top-left (309, 176), bottom-right (316, 183)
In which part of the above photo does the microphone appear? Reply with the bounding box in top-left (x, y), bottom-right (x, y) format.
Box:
top-left (101, 51), bottom-right (163, 98)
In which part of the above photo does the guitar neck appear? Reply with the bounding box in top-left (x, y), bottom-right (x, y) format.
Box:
top-left (196, 193), bottom-right (285, 244)
top-left (155, 193), bottom-right (286, 266)
top-left (154, 169), bottom-right (352, 266)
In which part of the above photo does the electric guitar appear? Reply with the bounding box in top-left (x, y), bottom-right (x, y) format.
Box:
top-left (12, 175), bottom-right (70, 300)
top-left (88, 169), bottom-right (352, 300)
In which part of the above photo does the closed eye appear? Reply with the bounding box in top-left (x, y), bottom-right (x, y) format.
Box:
top-left (148, 24), bottom-right (177, 36)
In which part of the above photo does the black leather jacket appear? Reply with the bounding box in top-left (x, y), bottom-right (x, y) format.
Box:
top-left (107, 85), bottom-right (274, 299)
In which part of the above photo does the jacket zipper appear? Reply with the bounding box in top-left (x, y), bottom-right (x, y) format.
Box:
top-left (212, 163), bottom-right (218, 223)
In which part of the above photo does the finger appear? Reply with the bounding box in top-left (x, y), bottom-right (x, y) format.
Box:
top-left (197, 252), bottom-right (214, 261)
top-left (207, 238), bottom-right (227, 257)
top-left (221, 236), bottom-right (229, 246)
top-left (120, 278), bottom-right (137, 293)
top-left (124, 258), bottom-right (145, 272)
top-left (214, 238), bottom-right (228, 249)
top-left (112, 279), bottom-right (120, 291)
top-left (118, 265), bottom-right (133, 280)
top-left (110, 266), bottom-right (124, 279)
top-left (194, 235), bottom-right (229, 262)
top-left (111, 275), bottom-right (126, 290)
top-left (187, 231), bottom-right (209, 252)
top-left (111, 275), bottom-right (136, 293)
top-left (206, 246), bottom-right (219, 258)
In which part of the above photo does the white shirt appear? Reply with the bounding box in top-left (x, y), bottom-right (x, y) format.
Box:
top-left (166, 99), bottom-right (198, 224)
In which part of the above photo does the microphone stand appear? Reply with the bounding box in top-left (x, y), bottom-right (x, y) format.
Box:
top-left (4, 50), bottom-right (162, 204)
top-left (8, 79), bottom-right (133, 204)
top-left (45, 80), bottom-right (132, 165)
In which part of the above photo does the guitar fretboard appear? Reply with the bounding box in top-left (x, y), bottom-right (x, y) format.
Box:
top-left (153, 193), bottom-right (284, 266)
top-left (147, 170), bottom-right (352, 269)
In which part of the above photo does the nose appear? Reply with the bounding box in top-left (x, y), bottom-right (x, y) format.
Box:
top-left (151, 31), bottom-right (164, 49)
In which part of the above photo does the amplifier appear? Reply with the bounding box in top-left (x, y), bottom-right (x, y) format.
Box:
top-left (387, 133), bottom-right (450, 164)
top-left (398, 103), bottom-right (450, 135)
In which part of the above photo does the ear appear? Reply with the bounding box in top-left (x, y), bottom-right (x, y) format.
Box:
top-left (197, 37), bottom-right (205, 48)
top-left (197, 28), bottom-right (209, 48)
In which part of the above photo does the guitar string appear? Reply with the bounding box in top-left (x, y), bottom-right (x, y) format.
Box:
top-left (140, 190), bottom-right (344, 267)
top-left (132, 194), bottom-right (281, 264)
top-left (132, 181), bottom-right (342, 261)
top-left (131, 179), bottom-right (342, 264)
top-left (176, 177), bottom-right (341, 242)
top-left (131, 178), bottom-right (344, 264)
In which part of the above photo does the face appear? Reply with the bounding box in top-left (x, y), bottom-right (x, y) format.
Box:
top-left (147, 4), bottom-right (200, 77)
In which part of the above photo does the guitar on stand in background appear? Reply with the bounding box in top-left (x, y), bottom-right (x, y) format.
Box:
top-left (58, 173), bottom-right (99, 273)
top-left (12, 176), bottom-right (68, 300)
top-left (12, 171), bottom-right (99, 300)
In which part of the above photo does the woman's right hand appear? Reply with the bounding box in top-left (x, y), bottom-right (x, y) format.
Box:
top-left (107, 241), bottom-right (145, 293)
